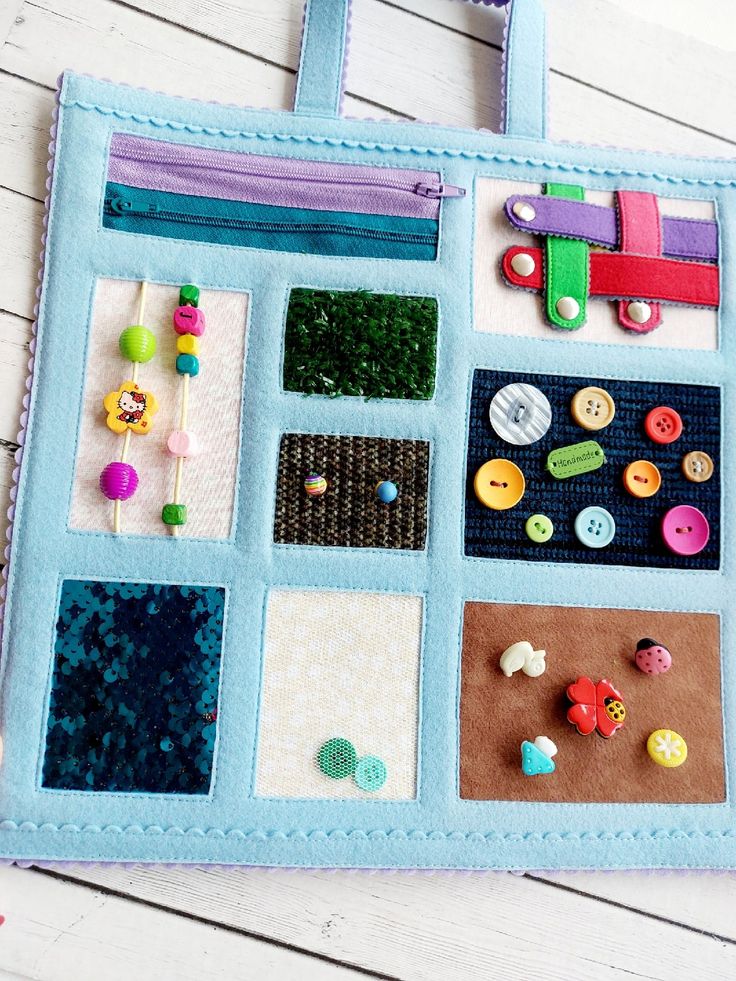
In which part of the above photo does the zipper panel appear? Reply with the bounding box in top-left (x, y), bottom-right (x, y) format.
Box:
top-left (103, 183), bottom-right (439, 261)
top-left (108, 133), bottom-right (465, 221)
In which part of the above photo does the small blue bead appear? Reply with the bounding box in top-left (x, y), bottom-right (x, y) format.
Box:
top-left (176, 353), bottom-right (200, 377)
top-left (376, 480), bottom-right (398, 504)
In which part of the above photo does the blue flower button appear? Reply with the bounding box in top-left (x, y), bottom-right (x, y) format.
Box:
top-left (574, 506), bottom-right (616, 549)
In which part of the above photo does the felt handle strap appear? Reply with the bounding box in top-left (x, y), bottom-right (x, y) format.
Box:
top-left (294, 0), bottom-right (548, 139)
top-left (544, 183), bottom-right (589, 330)
top-left (616, 191), bottom-right (663, 333)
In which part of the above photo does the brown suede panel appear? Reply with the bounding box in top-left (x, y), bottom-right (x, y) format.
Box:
top-left (460, 603), bottom-right (724, 803)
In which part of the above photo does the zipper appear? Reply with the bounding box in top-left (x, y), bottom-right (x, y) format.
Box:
top-left (105, 192), bottom-right (436, 245)
top-left (108, 133), bottom-right (465, 221)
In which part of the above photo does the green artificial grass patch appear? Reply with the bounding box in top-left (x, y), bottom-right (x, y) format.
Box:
top-left (283, 288), bottom-right (438, 400)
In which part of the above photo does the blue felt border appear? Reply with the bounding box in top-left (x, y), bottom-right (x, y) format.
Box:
top-left (0, 71), bottom-right (735, 870)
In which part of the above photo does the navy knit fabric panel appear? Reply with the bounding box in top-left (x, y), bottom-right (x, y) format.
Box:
top-left (465, 370), bottom-right (720, 569)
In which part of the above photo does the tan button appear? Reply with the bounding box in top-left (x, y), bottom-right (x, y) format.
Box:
top-left (682, 450), bottom-right (714, 483)
top-left (571, 386), bottom-right (616, 431)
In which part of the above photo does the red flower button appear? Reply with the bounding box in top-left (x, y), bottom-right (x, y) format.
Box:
top-left (644, 406), bottom-right (683, 444)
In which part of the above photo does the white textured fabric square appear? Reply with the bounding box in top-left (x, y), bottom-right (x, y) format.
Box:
top-left (70, 279), bottom-right (248, 538)
top-left (474, 178), bottom-right (717, 350)
top-left (256, 590), bottom-right (423, 800)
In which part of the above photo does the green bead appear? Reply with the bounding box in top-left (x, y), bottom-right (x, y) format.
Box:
top-left (162, 503), bottom-right (187, 526)
top-left (176, 353), bottom-right (200, 377)
top-left (317, 737), bottom-right (356, 780)
top-left (119, 325), bottom-right (156, 364)
top-left (179, 284), bottom-right (200, 307)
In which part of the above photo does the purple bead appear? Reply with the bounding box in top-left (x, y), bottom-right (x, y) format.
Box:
top-left (99, 461), bottom-right (139, 501)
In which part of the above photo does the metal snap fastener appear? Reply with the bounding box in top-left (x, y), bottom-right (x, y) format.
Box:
top-left (556, 296), bottom-right (580, 321)
top-left (510, 252), bottom-right (536, 277)
top-left (626, 301), bottom-right (651, 324)
top-left (512, 200), bottom-right (536, 223)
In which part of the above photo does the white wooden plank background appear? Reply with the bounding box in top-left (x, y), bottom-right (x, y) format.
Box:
top-left (1, 1), bottom-right (736, 977)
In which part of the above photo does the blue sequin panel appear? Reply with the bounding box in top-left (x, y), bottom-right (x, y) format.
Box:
top-left (465, 370), bottom-right (720, 570)
top-left (42, 580), bottom-right (225, 794)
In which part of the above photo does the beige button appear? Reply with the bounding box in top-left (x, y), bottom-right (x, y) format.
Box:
top-left (556, 296), bottom-right (580, 321)
top-left (682, 450), bottom-right (714, 483)
top-left (571, 386), bottom-right (616, 431)
top-left (512, 200), bottom-right (536, 223)
top-left (510, 252), bottom-right (535, 277)
top-left (626, 301), bottom-right (652, 324)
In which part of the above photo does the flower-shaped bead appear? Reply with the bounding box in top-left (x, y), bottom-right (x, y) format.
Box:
top-left (103, 381), bottom-right (159, 435)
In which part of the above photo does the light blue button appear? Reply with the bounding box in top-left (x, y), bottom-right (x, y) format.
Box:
top-left (574, 506), bottom-right (616, 549)
top-left (354, 755), bottom-right (387, 792)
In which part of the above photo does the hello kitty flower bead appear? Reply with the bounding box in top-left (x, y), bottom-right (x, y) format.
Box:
top-left (103, 380), bottom-right (159, 435)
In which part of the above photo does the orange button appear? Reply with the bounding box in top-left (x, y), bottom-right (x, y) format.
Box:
top-left (473, 459), bottom-right (525, 510)
top-left (623, 460), bottom-right (661, 498)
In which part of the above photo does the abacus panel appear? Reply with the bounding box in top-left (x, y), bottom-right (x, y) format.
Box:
top-left (460, 601), bottom-right (724, 803)
top-left (255, 589), bottom-right (422, 800)
top-left (69, 279), bottom-right (248, 539)
top-left (42, 580), bottom-right (225, 795)
top-left (274, 433), bottom-right (430, 550)
top-left (465, 369), bottom-right (720, 569)
top-left (473, 177), bottom-right (718, 350)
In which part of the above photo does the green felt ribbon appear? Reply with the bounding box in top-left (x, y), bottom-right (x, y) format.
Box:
top-left (545, 183), bottom-right (589, 330)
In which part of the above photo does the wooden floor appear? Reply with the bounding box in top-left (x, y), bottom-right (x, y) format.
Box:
top-left (1, 1), bottom-right (736, 977)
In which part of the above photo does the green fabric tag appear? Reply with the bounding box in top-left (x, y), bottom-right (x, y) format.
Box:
top-left (545, 183), bottom-right (589, 330)
top-left (546, 440), bottom-right (606, 479)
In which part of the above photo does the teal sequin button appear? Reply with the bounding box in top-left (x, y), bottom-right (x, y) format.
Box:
top-left (354, 754), bottom-right (387, 792)
top-left (317, 737), bottom-right (357, 780)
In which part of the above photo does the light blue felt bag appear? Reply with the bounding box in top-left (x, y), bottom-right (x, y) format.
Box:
top-left (0, 0), bottom-right (734, 870)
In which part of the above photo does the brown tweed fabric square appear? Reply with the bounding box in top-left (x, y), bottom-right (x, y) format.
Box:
top-left (274, 433), bottom-right (430, 549)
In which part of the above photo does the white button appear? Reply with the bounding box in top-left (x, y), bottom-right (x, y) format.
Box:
top-left (510, 252), bottom-right (535, 277)
top-left (626, 301), bottom-right (651, 324)
top-left (512, 200), bottom-right (536, 223)
top-left (489, 383), bottom-right (552, 446)
top-left (556, 296), bottom-right (580, 321)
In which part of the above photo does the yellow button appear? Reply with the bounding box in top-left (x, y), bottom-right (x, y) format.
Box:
top-left (682, 450), bottom-right (714, 483)
top-left (623, 460), bottom-right (661, 498)
top-left (473, 459), bottom-right (525, 510)
top-left (177, 334), bottom-right (200, 356)
top-left (571, 386), bottom-right (616, 431)
top-left (647, 729), bottom-right (688, 768)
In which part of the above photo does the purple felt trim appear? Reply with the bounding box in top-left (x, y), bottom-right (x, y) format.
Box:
top-left (108, 133), bottom-right (442, 220)
top-left (504, 194), bottom-right (718, 262)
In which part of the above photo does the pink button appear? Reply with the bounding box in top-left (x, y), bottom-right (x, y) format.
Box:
top-left (173, 305), bottom-right (206, 336)
top-left (661, 505), bottom-right (710, 556)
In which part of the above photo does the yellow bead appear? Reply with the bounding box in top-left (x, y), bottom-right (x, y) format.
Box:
top-left (177, 334), bottom-right (200, 356)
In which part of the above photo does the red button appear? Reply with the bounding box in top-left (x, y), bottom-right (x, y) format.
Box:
top-left (644, 406), bottom-right (683, 444)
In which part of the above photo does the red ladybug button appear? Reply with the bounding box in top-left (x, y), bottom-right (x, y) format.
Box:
top-left (644, 406), bottom-right (683, 445)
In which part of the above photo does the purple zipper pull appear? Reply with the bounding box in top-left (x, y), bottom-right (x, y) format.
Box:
top-left (415, 182), bottom-right (466, 199)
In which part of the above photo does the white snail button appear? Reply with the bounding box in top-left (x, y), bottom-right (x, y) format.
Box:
top-left (627, 301), bottom-right (651, 324)
top-left (512, 200), bottom-right (536, 223)
top-left (556, 296), bottom-right (580, 321)
top-left (510, 252), bottom-right (536, 278)
top-left (489, 383), bottom-right (552, 446)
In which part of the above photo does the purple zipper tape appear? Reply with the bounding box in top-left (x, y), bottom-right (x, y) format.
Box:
top-left (504, 193), bottom-right (718, 263)
top-left (108, 133), bottom-right (460, 220)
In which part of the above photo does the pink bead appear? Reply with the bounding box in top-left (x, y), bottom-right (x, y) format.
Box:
top-left (99, 462), bottom-right (138, 501)
top-left (635, 638), bottom-right (672, 675)
top-left (167, 429), bottom-right (200, 458)
top-left (173, 306), bottom-right (206, 336)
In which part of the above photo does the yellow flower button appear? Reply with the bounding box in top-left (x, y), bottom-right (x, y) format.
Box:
top-left (647, 729), bottom-right (688, 768)
top-left (103, 381), bottom-right (159, 435)
top-left (571, 386), bottom-right (616, 431)
top-left (473, 459), bottom-right (525, 511)
top-left (623, 460), bottom-right (661, 498)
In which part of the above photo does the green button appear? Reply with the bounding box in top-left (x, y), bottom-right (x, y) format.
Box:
top-left (179, 283), bottom-right (200, 307)
top-left (546, 440), bottom-right (605, 480)
top-left (162, 503), bottom-right (187, 526)
top-left (354, 755), bottom-right (387, 792)
top-left (525, 514), bottom-right (554, 543)
top-left (317, 737), bottom-right (357, 780)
